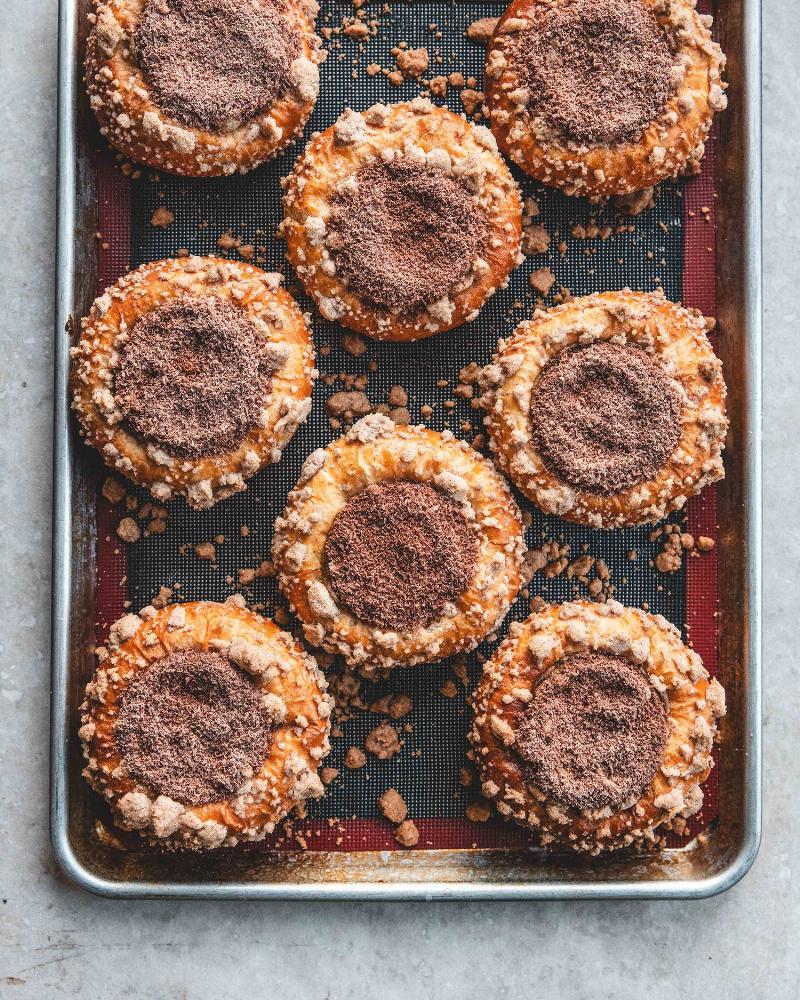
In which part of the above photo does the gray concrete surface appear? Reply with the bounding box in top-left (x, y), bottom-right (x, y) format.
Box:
top-left (0, 1), bottom-right (795, 997)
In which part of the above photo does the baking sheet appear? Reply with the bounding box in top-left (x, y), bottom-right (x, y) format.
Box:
top-left (51, 0), bottom-right (762, 897)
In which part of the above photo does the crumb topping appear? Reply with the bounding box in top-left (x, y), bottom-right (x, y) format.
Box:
top-left (325, 155), bottom-right (488, 314)
top-left (530, 341), bottom-right (682, 494)
top-left (135, 0), bottom-right (301, 132)
top-left (115, 649), bottom-right (273, 806)
top-left (114, 296), bottom-right (272, 458)
top-left (515, 0), bottom-right (675, 145)
top-left (323, 480), bottom-right (478, 632)
top-left (515, 651), bottom-right (668, 812)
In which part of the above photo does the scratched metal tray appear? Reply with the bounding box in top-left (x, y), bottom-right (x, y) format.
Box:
top-left (51, 0), bottom-right (762, 898)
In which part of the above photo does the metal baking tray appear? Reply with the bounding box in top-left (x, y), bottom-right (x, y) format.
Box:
top-left (51, 0), bottom-right (762, 899)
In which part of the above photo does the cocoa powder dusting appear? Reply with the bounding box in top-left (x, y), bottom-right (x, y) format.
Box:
top-left (326, 156), bottom-right (488, 314)
top-left (115, 649), bottom-right (272, 806)
top-left (517, 0), bottom-right (675, 145)
top-left (515, 652), bottom-right (668, 813)
top-left (136, 0), bottom-right (300, 132)
top-left (115, 296), bottom-right (272, 458)
top-left (324, 481), bottom-right (478, 632)
top-left (530, 341), bottom-right (682, 494)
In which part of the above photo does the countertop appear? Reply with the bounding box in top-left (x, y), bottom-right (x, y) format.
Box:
top-left (0, 1), bottom-right (795, 996)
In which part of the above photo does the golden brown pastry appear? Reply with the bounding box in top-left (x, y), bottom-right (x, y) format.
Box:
top-left (273, 415), bottom-right (527, 672)
top-left (79, 598), bottom-right (333, 850)
top-left (484, 0), bottom-right (727, 197)
top-left (480, 290), bottom-right (727, 528)
top-left (470, 600), bottom-right (726, 853)
top-left (70, 256), bottom-right (315, 509)
top-left (85, 0), bottom-right (322, 176)
top-left (281, 99), bottom-right (523, 341)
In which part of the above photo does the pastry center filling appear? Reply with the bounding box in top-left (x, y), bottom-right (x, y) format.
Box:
top-left (114, 296), bottom-right (272, 459)
top-left (516, 0), bottom-right (675, 145)
top-left (325, 156), bottom-right (488, 314)
top-left (324, 480), bottom-right (478, 632)
top-left (135, 0), bottom-right (301, 132)
top-left (515, 652), bottom-right (669, 813)
top-left (529, 340), bottom-right (682, 494)
top-left (115, 649), bottom-right (273, 806)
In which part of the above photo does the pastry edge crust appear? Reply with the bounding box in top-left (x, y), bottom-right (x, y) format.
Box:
top-left (273, 416), bottom-right (527, 672)
top-left (484, 0), bottom-right (727, 197)
top-left (79, 599), bottom-right (333, 851)
top-left (469, 600), bottom-right (726, 853)
top-left (85, 0), bottom-right (323, 177)
top-left (70, 256), bottom-right (316, 509)
top-left (282, 100), bottom-right (523, 342)
top-left (480, 289), bottom-right (728, 528)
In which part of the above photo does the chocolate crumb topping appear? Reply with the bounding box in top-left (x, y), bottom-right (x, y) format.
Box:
top-left (326, 156), bottom-right (488, 314)
top-left (530, 341), bottom-right (682, 494)
top-left (516, 0), bottom-right (675, 145)
top-left (115, 649), bottom-right (272, 806)
top-left (324, 480), bottom-right (478, 632)
top-left (135, 0), bottom-right (300, 132)
top-left (115, 296), bottom-right (272, 458)
top-left (515, 652), bottom-right (668, 812)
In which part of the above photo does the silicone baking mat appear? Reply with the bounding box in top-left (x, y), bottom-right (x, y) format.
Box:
top-left (89, 0), bottom-right (720, 852)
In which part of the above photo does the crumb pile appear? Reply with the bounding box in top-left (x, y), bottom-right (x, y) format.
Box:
top-left (515, 0), bottom-right (675, 144)
top-left (326, 155), bottom-right (488, 313)
top-left (515, 652), bottom-right (668, 812)
top-left (324, 480), bottom-right (478, 631)
top-left (136, 0), bottom-right (301, 131)
top-left (115, 649), bottom-right (272, 806)
top-left (530, 341), bottom-right (682, 493)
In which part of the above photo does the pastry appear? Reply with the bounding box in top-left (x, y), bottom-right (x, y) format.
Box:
top-left (484, 0), bottom-right (727, 197)
top-left (480, 289), bottom-right (728, 528)
top-left (281, 99), bottom-right (523, 341)
top-left (470, 599), bottom-right (726, 852)
top-left (85, 0), bottom-right (322, 176)
top-left (273, 414), bottom-right (527, 671)
top-left (70, 256), bottom-right (315, 509)
top-left (79, 598), bottom-right (333, 850)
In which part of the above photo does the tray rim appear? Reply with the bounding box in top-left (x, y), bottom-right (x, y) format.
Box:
top-left (50, 0), bottom-right (762, 901)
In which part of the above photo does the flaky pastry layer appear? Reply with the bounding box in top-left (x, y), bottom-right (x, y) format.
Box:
top-left (70, 256), bottom-right (315, 509)
top-left (470, 600), bottom-right (726, 853)
top-left (282, 100), bottom-right (523, 341)
top-left (484, 0), bottom-right (727, 197)
top-left (273, 415), bottom-right (526, 671)
top-left (80, 598), bottom-right (333, 850)
top-left (480, 289), bottom-right (728, 528)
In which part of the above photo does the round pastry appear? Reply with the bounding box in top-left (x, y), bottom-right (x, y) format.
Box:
top-left (79, 598), bottom-right (333, 850)
top-left (484, 0), bottom-right (727, 197)
top-left (470, 599), bottom-right (726, 853)
top-left (281, 99), bottom-right (523, 341)
top-left (480, 289), bottom-right (727, 528)
top-left (273, 414), bottom-right (527, 671)
top-left (85, 0), bottom-right (322, 176)
top-left (70, 256), bottom-right (315, 509)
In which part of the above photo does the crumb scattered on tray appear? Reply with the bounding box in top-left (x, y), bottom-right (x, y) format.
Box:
top-left (530, 267), bottom-right (556, 297)
top-left (394, 819), bottom-right (420, 847)
top-left (379, 788), bottom-right (408, 824)
top-left (395, 46), bottom-right (429, 79)
top-left (365, 722), bottom-right (403, 760)
top-left (116, 517), bottom-right (140, 544)
top-left (101, 476), bottom-right (126, 504)
top-left (466, 798), bottom-right (492, 823)
top-left (150, 206), bottom-right (174, 228)
top-left (344, 746), bottom-right (366, 769)
top-left (466, 17), bottom-right (498, 43)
